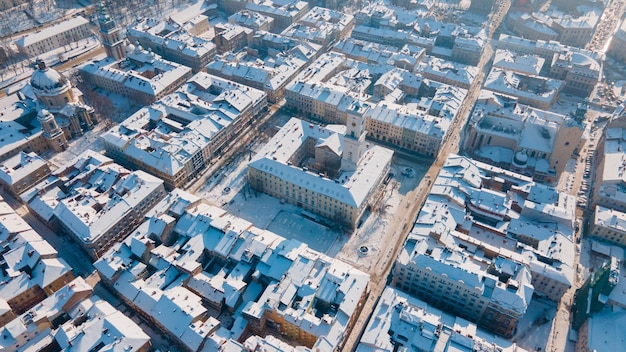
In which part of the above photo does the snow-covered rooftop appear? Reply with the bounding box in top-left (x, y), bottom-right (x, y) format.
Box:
top-left (249, 117), bottom-right (393, 208)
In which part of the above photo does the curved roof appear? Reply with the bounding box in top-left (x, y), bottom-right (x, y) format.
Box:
top-left (569, 52), bottom-right (600, 71)
top-left (30, 65), bottom-right (70, 92)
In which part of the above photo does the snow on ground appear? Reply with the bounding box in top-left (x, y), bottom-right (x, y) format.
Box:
top-left (1, 36), bottom-right (100, 91)
top-left (512, 297), bottom-right (557, 352)
top-left (0, 0), bottom-right (84, 37)
top-left (334, 160), bottom-right (427, 271)
top-left (47, 123), bottom-right (107, 171)
top-left (196, 134), bottom-right (426, 266)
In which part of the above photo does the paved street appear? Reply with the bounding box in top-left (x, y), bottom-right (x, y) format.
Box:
top-left (342, 3), bottom-right (502, 349)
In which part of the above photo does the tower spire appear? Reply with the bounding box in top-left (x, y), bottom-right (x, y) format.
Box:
top-left (98, 1), bottom-right (126, 60)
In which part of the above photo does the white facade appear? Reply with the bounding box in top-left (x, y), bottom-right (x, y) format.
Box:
top-left (15, 16), bottom-right (92, 57)
top-left (101, 72), bottom-right (267, 189)
top-left (248, 117), bottom-right (393, 229)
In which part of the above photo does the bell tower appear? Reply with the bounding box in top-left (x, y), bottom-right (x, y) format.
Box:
top-left (38, 110), bottom-right (67, 152)
top-left (341, 103), bottom-right (367, 172)
top-left (98, 1), bottom-right (126, 60)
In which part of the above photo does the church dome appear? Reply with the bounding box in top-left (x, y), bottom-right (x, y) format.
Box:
top-left (30, 62), bottom-right (70, 93)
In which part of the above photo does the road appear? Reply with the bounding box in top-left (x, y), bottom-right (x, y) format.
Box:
top-left (341, 4), bottom-right (501, 350)
top-left (586, 0), bottom-right (625, 52)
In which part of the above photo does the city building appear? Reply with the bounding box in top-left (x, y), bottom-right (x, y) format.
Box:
top-left (350, 12), bottom-right (486, 65)
top-left (101, 72), bottom-right (267, 189)
top-left (127, 17), bottom-right (216, 73)
top-left (94, 202), bottom-right (370, 351)
top-left (280, 7), bottom-right (355, 49)
top-left (575, 308), bottom-right (626, 352)
top-left (357, 287), bottom-right (526, 352)
top-left (20, 150), bottom-right (166, 259)
top-left (206, 35), bottom-right (320, 103)
top-left (167, 0), bottom-right (214, 35)
top-left (228, 10), bottom-right (275, 31)
top-left (506, 12), bottom-right (559, 43)
top-left (483, 68), bottom-right (563, 110)
top-left (333, 38), bottom-right (425, 70)
top-left (0, 195), bottom-right (75, 319)
top-left (217, 0), bottom-right (309, 31)
top-left (0, 277), bottom-right (151, 352)
top-left (0, 98), bottom-right (50, 162)
top-left (248, 117), bottom-right (393, 229)
top-left (392, 155), bottom-right (577, 336)
top-left (80, 45), bottom-right (192, 105)
top-left (590, 205), bottom-right (626, 247)
top-left (608, 19), bottom-right (626, 62)
top-left (0, 152), bottom-right (50, 197)
top-left (493, 49), bottom-right (545, 76)
top-left (506, 8), bottom-right (598, 48)
top-left (365, 81), bottom-right (464, 157)
top-left (593, 115), bottom-right (626, 212)
top-left (464, 90), bottom-right (585, 183)
top-left (286, 53), bottom-right (465, 157)
top-left (393, 232), bottom-right (534, 338)
top-left (14, 16), bottom-right (92, 57)
top-left (496, 34), bottom-right (602, 67)
top-left (417, 56), bottom-right (479, 89)
top-left (213, 22), bottom-right (254, 54)
top-left (549, 51), bottom-right (602, 97)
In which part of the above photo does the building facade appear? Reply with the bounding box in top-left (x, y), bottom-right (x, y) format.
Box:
top-left (101, 72), bottom-right (267, 189)
top-left (80, 46), bottom-right (192, 106)
top-left (127, 17), bottom-right (216, 73)
top-left (0, 152), bottom-right (50, 197)
top-left (248, 117), bottom-right (392, 230)
top-left (15, 16), bottom-right (92, 57)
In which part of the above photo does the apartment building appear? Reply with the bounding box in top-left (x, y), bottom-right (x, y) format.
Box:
top-left (333, 38), bottom-right (425, 70)
top-left (217, 0), bottom-right (309, 29)
top-left (0, 196), bottom-right (74, 320)
top-left (493, 49), bottom-right (545, 76)
top-left (464, 90), bottom-right (585, 183)
top-left (393, 234), bottom-right (534, 338)
top-left (549, 51), bottom-right (601, 97)
top-left (0, 152), bottom-right (50, 197)
top-left (15, 16), bottom-right (92, 57)
top-left (127, 17), bottom-right (216, 73)
top-left (213, 22), bottom-right (254, 54)
top-left (248, 117), bottom-right (392, 229)
top-left (391, 155), bottom-right (577, 336)
top-left (229, 10), bottom-right (275, 31)
top-left (94, 202), bottom-right (370, 351)
top-left (357, 287), bottom-right (526, 351)
top-left (417, 56), bottom-right (479, 89)
top-left (206, 35), bottom-right (320, 103)
top-left (21, 151), bottom-right (166, 259)
top-left (496, 34), bottom-right (602, 66)
top-left (506, 9), bottom-right (597, 48)
top-left (592, 114), bottom-right (626, 212)
top-left (80, 46), bottom-right (192, 106)
top-left (590, 206), bottom-right (626, 247)
top-left (483, 68), bottom-right (563, 110)
top-left (286, 53), bottom-right (465, 157)
top-left (280, 7), bottom-right (355, 49)
top-left (0, 277), bottom-right (151, 352)
top-left (102, 72), bottom-right (267, 189)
